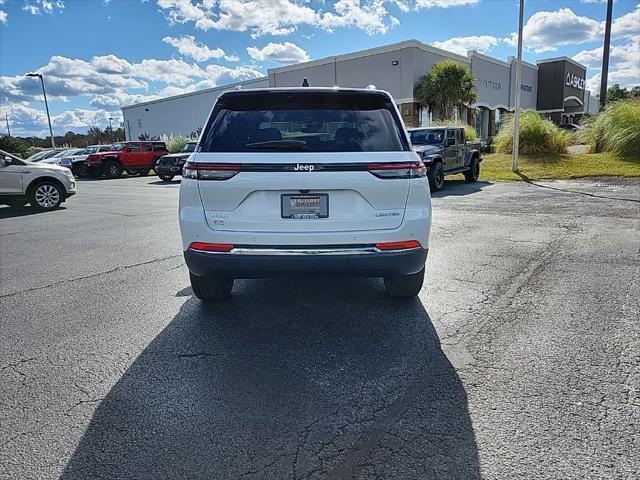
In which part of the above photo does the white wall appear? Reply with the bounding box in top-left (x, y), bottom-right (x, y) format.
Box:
top-left (121, 77), bottom-right (268, 140)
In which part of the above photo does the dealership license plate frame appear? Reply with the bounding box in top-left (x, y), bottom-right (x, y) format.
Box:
top-left (281, 193), bottom-right (329, 219)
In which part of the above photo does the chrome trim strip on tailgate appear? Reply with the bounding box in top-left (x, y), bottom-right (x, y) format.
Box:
top-left (196, 246), bottom-right (422, 256)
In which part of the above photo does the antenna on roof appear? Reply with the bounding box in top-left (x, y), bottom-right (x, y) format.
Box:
top-left (301, 77), bottom-right (310, 87)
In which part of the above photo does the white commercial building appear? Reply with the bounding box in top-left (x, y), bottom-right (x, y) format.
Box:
top-left (122, 39), bottom-right (598, 142)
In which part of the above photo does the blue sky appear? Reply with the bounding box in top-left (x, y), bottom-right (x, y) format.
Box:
top-left (0, 0), bottom-right (638, 136)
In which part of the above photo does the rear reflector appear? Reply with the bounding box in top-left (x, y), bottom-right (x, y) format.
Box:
top-left (368, 161), bottom-right (426, 179)
top-left (190, 242), bottom-right (235, 252)
top-left (183, 162), bottom-right (240, 180)
top-left (376, 240), bottom-right (421, 251)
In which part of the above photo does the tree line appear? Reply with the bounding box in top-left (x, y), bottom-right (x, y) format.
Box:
top-left (0, 126), bottom-right (126, 157)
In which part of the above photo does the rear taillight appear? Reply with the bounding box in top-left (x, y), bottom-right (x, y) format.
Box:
top-left (368, 161), bottom-right (426, 179)
top-left (183, 162), bottom-right (240, 180)
top-left (376, 240), bottom-right (422, 251)
top-left (189, 242), bottom-right (235, 252)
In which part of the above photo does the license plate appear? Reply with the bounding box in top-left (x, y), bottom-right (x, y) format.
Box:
top-left (281, 194), bottom-right (329, 219)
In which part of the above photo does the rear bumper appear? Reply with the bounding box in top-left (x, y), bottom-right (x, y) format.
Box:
top-left (185, 246), bottom-right (428, 279)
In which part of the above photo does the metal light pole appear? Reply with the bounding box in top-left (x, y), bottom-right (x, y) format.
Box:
top-left (108, 117), bottom-right (114, 141)
top-left (512, 0), bottom-right (525, 172)
top-left (4, 115), bottom-right (10, 137)
top-left (599, 0), bottom-right (614, 108)
top-left (26, 73), bottom-right (55, 149)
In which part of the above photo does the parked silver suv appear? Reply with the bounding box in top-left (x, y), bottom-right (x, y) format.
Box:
top-left (0, 150), bottom-right (77, 210)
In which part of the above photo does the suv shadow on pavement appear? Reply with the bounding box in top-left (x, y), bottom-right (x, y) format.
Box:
top-left (0, 205), bottom-right (66, 219)
top-left (61, 278), bottom-right (480, 480)
top-left (431, 179), bottom-right (492, 198)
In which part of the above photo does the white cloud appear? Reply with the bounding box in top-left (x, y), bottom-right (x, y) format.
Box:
top-left (573, 37), bottom-right (640, 70)
top-left (0, 4), bottom-right (6, 24)
top-left (576, 37), bottom-right (640, 92)
top-left (432, 35), bottom-right (501, 56)
top-left (317, 0), bottom-right (398, 35)
top-left (0, 52), bottom-right (264, 136)
top-left (612, 4), bottom-right (639, 39)
top-left (162, 35), bottom-right (238, 62)
top-left (587, 67), bottom-right (640, 93)
top-left (247, 42), bottom-right (310, 63)
top-left (415, 0), bottom-right (479, 8)
top-left (22, 0), bottom-right (65, 15)
top-left (156, 0), bottom-right (400, 36)
top-left (505, 8), bottom-right (603, 53)
top-left (1, 103), bottom-right (121, 137)
top-left (504, 5), bottom-right (640, 54)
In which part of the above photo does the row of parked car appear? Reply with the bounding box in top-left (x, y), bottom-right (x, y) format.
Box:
top-left (0, 141), bottom-right (197, 212)
top-left (25, 141), bottom-right (197, 182)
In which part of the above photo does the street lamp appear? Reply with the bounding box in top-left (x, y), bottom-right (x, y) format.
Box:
top-left (108, 117), bottom-right (114, 141)
top-left (25, 73), bottom-right (55, 149)
top-left (512, 0), bottom-right (525, 172)
top-left (4, 114), bottom-right (9, 137)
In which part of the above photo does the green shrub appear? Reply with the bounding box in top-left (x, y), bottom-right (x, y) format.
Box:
top-left (0, 136), bottom-right (29, 157)
top-left (579, 98), bottom-right (640, 155)
top-left (431, 120), bottom-right (478, 141)
top-left (160, 134), bottom-right (194, 153)
top-left (493, 111), bottom-right (569, 154)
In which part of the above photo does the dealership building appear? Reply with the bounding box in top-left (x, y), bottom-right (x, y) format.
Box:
top-left (121, 39), bottom-right (598, 142)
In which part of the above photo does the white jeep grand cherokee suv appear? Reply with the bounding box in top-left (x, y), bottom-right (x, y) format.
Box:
top-left (179, 88), bottom-right (431, 301)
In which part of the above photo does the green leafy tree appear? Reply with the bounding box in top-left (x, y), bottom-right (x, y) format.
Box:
top-left (414, 60), bottom-right (477, 121)
top-left (0, 136), bottom-right (29, 157)
top-left (607, 84), bottom-right (629, 102)
top-left (630, 86), bottom-right (640, 98)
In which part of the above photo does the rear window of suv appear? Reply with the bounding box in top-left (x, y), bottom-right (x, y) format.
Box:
top-left (200, 91), bottom-right (410, 153)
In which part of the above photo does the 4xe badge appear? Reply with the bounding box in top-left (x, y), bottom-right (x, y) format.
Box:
top-left (290, 163), bottom-right (320, 172)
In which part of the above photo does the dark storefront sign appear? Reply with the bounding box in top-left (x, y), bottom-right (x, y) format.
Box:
top-left (537, 58), bottom-right (587, 112)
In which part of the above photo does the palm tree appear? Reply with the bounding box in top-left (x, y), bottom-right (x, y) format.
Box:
top-left (414, 60), bottom-right (477, 121)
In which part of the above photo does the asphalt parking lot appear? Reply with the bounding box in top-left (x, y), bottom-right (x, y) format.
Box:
top-left (1, 175), bottom-right (639, 479)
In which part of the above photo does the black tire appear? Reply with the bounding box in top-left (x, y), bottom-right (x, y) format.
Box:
top-left (158, 173), bottom-right (175, 182)
top-left (73, 163), bottom-right (89, 178)
top-left (28, 181), bottom-right (64, 211)
top-left (384, 268), bottom-right (425, 298)
top-left (190, 272), bottom-right (234, 302)
top-left (464, 156), bottom-right (480, 183)
top-left (428, 162), bottom-right (445, 191)
top-left (104, 161), bottom-right (123, 178)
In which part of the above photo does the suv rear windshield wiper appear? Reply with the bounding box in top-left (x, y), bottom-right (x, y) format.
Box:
top-left (245, 140), bottom-right (308, 151)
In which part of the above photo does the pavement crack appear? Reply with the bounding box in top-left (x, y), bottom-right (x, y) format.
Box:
top-left (0, 254), bottom-right (182, 298)
top-left (176, 352), bottom-right (213, 358)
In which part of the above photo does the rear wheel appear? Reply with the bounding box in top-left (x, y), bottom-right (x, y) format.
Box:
top-left (104, 161), bottom-right (123, 178)
top-left (384, 268), bottom-right (425, 298)
top-left (464, 157), bottom-right (480, 183)
top-left (190, 272), bottom-right (234, 302)
top-left (73, 163), bottom-right (89, 178)
top-left (29, 181), bottom-right (64, 211)
top-left (428, 162), bottom-right (445, 191)
top-left (158, 173), bottom-right (175, 182)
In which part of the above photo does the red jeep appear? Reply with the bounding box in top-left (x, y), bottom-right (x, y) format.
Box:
top-left (86, 141), bottom-right (169, 178)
